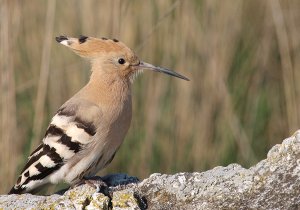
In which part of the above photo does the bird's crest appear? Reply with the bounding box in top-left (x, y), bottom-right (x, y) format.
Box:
top-left (55, 35), bottom-right (131, 59)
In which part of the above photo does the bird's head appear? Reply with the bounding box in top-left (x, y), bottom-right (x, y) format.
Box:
top-left (56, 35), bottom-right (189, 82)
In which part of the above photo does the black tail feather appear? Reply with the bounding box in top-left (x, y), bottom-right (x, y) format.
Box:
top-left (8, 186), bottom-right (26, 194)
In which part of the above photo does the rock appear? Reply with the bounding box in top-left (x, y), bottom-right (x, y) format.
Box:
top-left (85, 192), bottom-right (110, 210)
top-left (111, 189), bottom-right (141, 210)
top-left (1, 131), bottom-right (300, 209)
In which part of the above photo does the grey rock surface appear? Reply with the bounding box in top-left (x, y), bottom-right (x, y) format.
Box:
top-left (1, 131), bottom-right (300, 209)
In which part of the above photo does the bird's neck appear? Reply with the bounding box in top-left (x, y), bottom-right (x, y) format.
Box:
top-left (79, 69), bottom-right (131, 109)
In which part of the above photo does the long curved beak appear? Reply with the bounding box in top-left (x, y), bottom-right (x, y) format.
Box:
top-left (137, 61), bottom-right (190, 81)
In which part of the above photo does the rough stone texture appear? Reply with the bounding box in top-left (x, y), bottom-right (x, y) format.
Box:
top-left (1, 131), bottom-right (300, 209)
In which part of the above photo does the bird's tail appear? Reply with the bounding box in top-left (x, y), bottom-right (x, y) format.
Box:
top-left (9, 182), bottom-right (49, 195)
top-left (8, 185), bottom-right (26, 194)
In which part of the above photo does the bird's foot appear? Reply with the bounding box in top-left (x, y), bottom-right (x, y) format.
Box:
top-left (83, 177), bottom-right (108, 193)
top-left (70, 179), bottom-right (85, 189)
top-left (71, 176), bottom-right (108, 191)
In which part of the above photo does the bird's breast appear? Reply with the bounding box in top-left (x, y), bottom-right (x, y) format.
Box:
top-left (100, 93), bottom-right (132, 149)
top-left (83, 79), bottom-right (133, 158)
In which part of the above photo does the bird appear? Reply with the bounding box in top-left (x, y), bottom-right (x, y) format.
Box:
top-left (9, 35), bottom-right (189, 194)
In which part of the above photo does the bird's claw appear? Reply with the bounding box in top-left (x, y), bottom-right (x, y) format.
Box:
top-left (83, 177), bottom-right (108, 193)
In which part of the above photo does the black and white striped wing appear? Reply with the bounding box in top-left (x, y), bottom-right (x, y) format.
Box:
top-left (9, 102), bottom-right (100, 194)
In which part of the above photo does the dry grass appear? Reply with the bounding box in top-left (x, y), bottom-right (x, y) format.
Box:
top-left (0, 0), bottom-right (300, 193)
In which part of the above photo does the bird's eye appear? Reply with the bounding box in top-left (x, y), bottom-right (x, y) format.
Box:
top-left (118, 58), bottom-right (125, 65)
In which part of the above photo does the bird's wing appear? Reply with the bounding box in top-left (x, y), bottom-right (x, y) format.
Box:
top-left (9, 99), bottom-right (102, 194)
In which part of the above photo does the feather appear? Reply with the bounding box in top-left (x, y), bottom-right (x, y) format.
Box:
top-left (9, 100), bottom-right (101, 194)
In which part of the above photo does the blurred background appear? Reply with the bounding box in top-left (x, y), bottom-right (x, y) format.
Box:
top-left (1, 0), bottom-right (300, 194)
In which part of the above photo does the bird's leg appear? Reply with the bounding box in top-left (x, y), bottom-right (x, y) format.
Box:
top-left (70, 179), bottom-right (86, 189)
top-left (82, 176), bottom-right (109, 195)
top-left (70, 176), bottom-right (108, 193)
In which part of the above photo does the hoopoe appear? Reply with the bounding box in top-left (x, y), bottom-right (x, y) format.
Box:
top-left (9, 35), bottom-right (189, 194)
